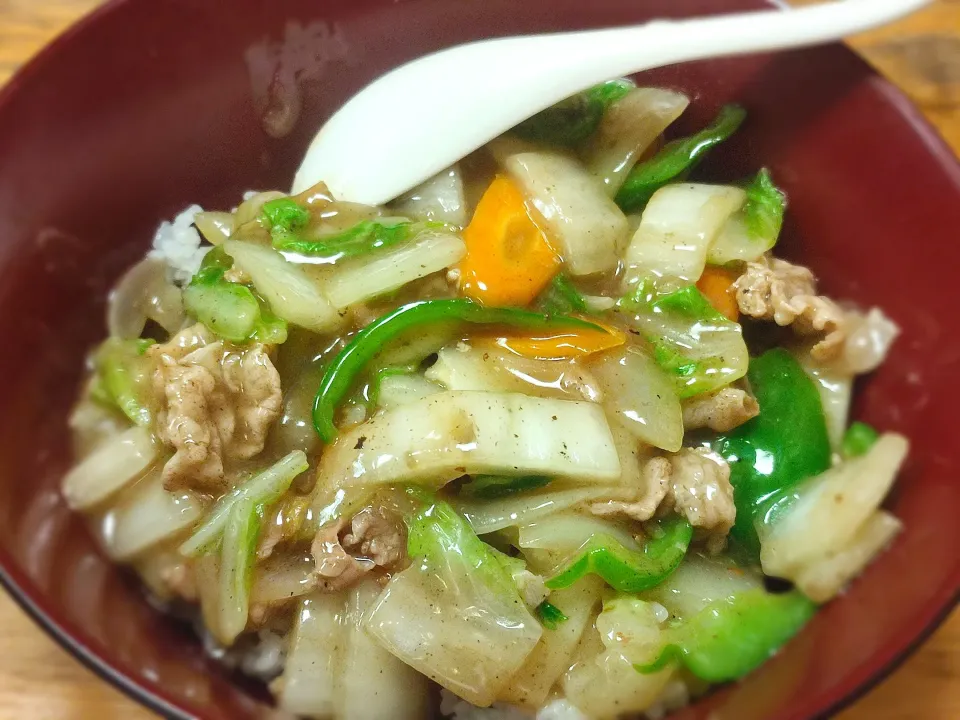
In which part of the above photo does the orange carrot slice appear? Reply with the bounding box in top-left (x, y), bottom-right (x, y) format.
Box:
top-left (482, 321), bottom-right (626, 361)
top-left (697, 267), bottom-right (740, 322)
top-left (458, 176), bottom-right (561, 307)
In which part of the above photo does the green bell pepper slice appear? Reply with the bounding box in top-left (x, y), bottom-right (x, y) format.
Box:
top-left (311, 299), bottom-right (604, 442)
top-left (537, 273), bottom-right (588, 315)
top-left (636, 589), bottom-right (816, 682)
top-left (841, 421), bottom-right (879, 459)
top-left (536, 600), bottom-right (569, 630)
top-left (545, 516), bottom-right (693, 593)
top-left (713, 348), bottom-right (831, 556)
top-left (615, 104), bottom-right (746, 213)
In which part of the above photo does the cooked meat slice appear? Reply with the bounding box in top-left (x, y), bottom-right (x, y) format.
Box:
top-left (342, 505), bottom-right (407, 568)
top-left (734, 258), bottom-right (899, 369)
top-left (590, 449), bottom-right (735, 553)
top-left (311, 519), bottom-right (376, 593)
top-left (734, 257), bottom-right (817, 322)
top-left (668, 448), bottom-right (736, 553)
top-left (149, 324), bottom-right (282, 494)
top-left (159, 560), bottom-right (198, 602)
top-left (733, 258), bottom-right (847, 361)
top-left (832, 307), bottom-right (899, 374)
top-left (310, 505), bottom-right (409, 593)
top-left (221, 347), bottom-right (283, 459)
top-left (155, 357), bottom-right (229, 493)
top-left (590, 456), bottom-right (670, 522)
top-left (682, 388), bottom-right (759, 432)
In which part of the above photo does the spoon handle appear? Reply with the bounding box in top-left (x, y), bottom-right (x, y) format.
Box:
top-left (546, 0), bottom-right (932, 84)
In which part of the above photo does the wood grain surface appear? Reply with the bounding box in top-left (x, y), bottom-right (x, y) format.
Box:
top-left (0, 1), bottom-right (957, 718)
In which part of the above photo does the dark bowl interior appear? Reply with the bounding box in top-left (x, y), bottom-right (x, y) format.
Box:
top-left (0, 0), bottom-right (957, 718)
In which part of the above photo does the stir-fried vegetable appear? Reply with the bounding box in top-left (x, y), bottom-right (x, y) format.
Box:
top-left (637, 589), bottom-right (816, 682)
top-left (279, 591), bottom-right (346, 717)
top-left (537, 273), bottom-right (588, 315)
top-left (224, 240), bottom-right (341, 333)
top-left (621, 284), bottom-right (749, 399)
top-left (180, 450), bottom-right (308, 557)
top-left (311, 299), bottom-right (606, 442)
top-left (585, 87), bottom-right (690, 196)
top-left (758, 434), bottom-right (907, 596)
top-left (842, 421), bottom-right (879, 459)
top-left (392, 165), bottom-right (467, 227)
top-left (107, 257), bottom-right (184, 339)
top-left (426, 344), bottom-right (601, 401)
top-left (458, 485), bottom-right (630, 535)
top-left (183, 247), bottom-right (288, 344)
top-left (536, 600), bottom-right (569, 629)
top-left (277, 218), bottom-right (434, 262)
top-left (217, 496), bottom-right (260, 644)
top-left (323, 229), bottom-right (465, 309)
top-left (790, 510), bottom-right (901, 603)
top-left (546, 516), bottom-right (693, 593)
top-left (623, 183), bottom-right (745, 284)
top-left (713, 349), bottom-right (831, 556)
top-left (460, 474), bottom-right (552, 499)
top-left (340, 580), bottom-right (432, 720)
top-left (502, 577), bottom-right (603, 709)
top-left (317, 391), bottom-right (621, 490)
top-left (615, 104), bottom-right (747, 212)
top-left (490, 320), bottom-right (625, 361)
top-left (696, 266), bottom-right (740, 322)
top-left (518, 512), bottom-right (640, 554)
top-left (93, 338), bottom-right (155, 426)
top-left (372, 371), bottom-right (440, 410)
top-left (366, 494), bottom-right (542, 706)
top-left (640, 552), bottom-right (763, 620)
top-left (100, 469), bottom-right (203, 562)
top-left (459, 175), bottom-right (560, 307)
top-left (800, 355), bottom-right (853, 452)
top-left (513, 79), bottom-right (635, 147)
top-left (263, 196), bottom-right (431, 262)
top-left (590, 346), bottom-right (683, 451)
top-left (563, 595), bottom-right (675, 717)
top-left (62, 426), bottom-right (157, 510)
top-left (494, 141), bottom-right (630, 276)
top-left (707, 169), bottom-right (787, 264)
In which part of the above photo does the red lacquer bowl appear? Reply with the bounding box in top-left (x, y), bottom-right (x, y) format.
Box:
top-left (0, 0), bottom-right (956, 718)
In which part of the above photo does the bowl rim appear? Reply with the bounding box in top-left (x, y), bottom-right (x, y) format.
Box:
top-left (0, 1), bottom-right (957, 719)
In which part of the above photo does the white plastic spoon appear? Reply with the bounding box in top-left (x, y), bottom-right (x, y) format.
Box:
top-left (293, 0), bottom-right (932, 205)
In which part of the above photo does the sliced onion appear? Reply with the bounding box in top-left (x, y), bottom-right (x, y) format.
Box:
top-left (589, 346), bottom-right (683, 452)
top-left (62, 426), bottom-right (158, 511)
top-left (585, 88), bottom-right (689, 197)
top-left (760, 434), bottom-right (908, 578)
top-left (99, 468), bottom-right (203, 561)
top-left (107, 257), bottom-right (185, 339)
top-left (323, 230), bottom-right (465, 309)
top-left (194, 211), bottom-right (235, 245)
top-left (391, 165), bottom-right (467, 227)
top-left (623, 183), bottom-right (745, 285)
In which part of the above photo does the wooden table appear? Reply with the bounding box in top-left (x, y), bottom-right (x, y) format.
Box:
top-left (0, 0), bottom-right (957, 718)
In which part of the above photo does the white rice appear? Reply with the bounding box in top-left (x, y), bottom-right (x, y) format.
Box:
top-left (148, 204), bottom-right (209, 285)
top-left (439, 674), bottom-right (690, 720)
top-left (440, 690), bottom-right (588, 720)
